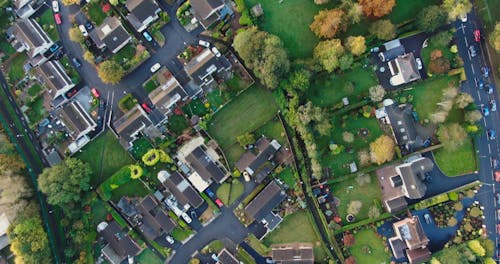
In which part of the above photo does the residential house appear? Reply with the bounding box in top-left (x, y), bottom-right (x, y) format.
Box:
top-left (7, 19), bottom-right (53, 66)
top-left (376, 157), bottom-right (434, 213)
top-left (270, 243), bottom-right (314, 264)
top-left (113, 105), bottom-right (153, 149)
top-left (235, 137), bottom-right (281, 183)
top-left (377, 39), bottom-right (421, 86)
top-left (55, 100), bottom-right (97, 153)
top-left (189, 0), bottom-right (231, 29)
top-left (184, 48), bottom-right (231, 95)
top-left (97, 221), bottom-right (141, 264)
top-left (244, 181), bottom-right (286, 230)
top-left (125, 0), bottom-right (161, 32)
top-left (136, 195), bottom-right (177, 240)
top-left (388, 216), bottom-right (431, 264)
top-left (158, 170), bottom-right (204, 211)
top-left (147, 71), bottom-right (188, 119)
top-left (13, 0), bottom-right (45, 19)
top-left (0, 214), bottom-right (10, 252)
top-left (36, 60), bottom-right (75, 101)
top-left (217, 248), bottom-right (239, 264)
top-left (90, 16), bottom-right (132, 54)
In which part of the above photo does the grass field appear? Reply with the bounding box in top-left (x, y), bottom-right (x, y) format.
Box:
top-left (8, 53), bottom-right (27, 83)
top-left (84, 1), bottom-right (107, 26)
top-left (137, 249), bottom-right (163, 264)
top-left (216, 180), bottom-right (245, 205)
top-left (26, 96), bottom-right (46, 126)
top-left (306, 66), bottom-right (378, 107)
top-left (75, 131), bottom-right (134, 186)
top-left (350, 228), bottom-right (391, 264)
top-left (208, 85), bottom-right (278, 149)
top-left (434, 138), bottom-right (477, 176)
top-left (27, 84), bottom-right (42, 97)
top-left (110, 179), bottom-right (149, 202)
top-left (171, 227), bottom-right (193, 242)
top-left (90, 198), bottom-right (108, 227)
top-left (330, 173), bottom-right (382, 222)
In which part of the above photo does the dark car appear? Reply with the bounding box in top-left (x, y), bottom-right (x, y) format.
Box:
top-left (488, 129), bottom-right (496, 140)
top-left (497, 224), bottom-right (500, 235)
top-left (49, 43), bottom-right (60, 52)
top-left (72, 57), bottom-right (82, 68)
top-left (205, 188), bottom-right (215, 198)
top-left (85, 21), bottom-right (93, 31)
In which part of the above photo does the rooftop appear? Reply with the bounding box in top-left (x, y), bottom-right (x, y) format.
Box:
top-left (158, 170), bottom-right (204, 209)
top-left (189, 0), bottom-right (224, 20)
top-left (113, 105), bottom-right (153, 148)
top-left (235, 137), bottom-right (281, 177)
top-left (93, 16), bottom-right (131, 53)
top-left (217, 248), bottom-right (239, 264)
top-left (184, 48), bottom-right (231, 87)
top-left (245, 181), bottom-right (285, 221)
top-left (11, 18), bottom-right (52, 57)
top-left (36, 60), bottom-right (73, 96)
top-left (185, 146), bottom-right (228, 183)
top-left (97, 221), bottom-right (140, 260)
top-left (55, 100), bottom-right (96, 140)
top-left (148, 75), bottom-right (188, 116)
top-left (136, 195), bottom-right (177, 240)
top-left (270, 242), bottom-right (314, 264)
top-left (125, 0), bottom-right (161, 31)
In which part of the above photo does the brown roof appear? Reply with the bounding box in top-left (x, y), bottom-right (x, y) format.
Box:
top-left (393, 216), bottom-right (429, 250)
top-left (406, 247), bottom-right (431, 264)
top-left (271, 243), bottom-right (314, 264)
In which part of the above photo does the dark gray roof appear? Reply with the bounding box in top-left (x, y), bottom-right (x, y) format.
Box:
top-left (184, 48), bottom-right (231, 87)
top-left (389, 238), bottom-right (406, 260)
top-left (37, 60), bottom-right (73, 93)
top-left (379, 45), bottom-right (405, 62)
top-left (217, 248), bottom-right (239, 264)
top-left (113, 105), bottom-right (153, 148)
top-left (117, 197), bottom-right (139, 218)
top-left (396, 157), bottom-right (433, 199)
top-left (125, 0), bottom-right (161, 31)
top-left (159, 171), bottom-right (204, 208)
top-left (189, 0), bottom-right (224, 19)
top-left (94, 17), bottom-right (131, 54)
top-left (385, 196), bottom-right (408, 213)
top-left (55, 101), bottom-right (96, 139)
top-left (13, 19), bottom-right (52, 57)
top-left (248, 138), bottom-right (281, 174)
top-left (136, 195), bottom-right (176, 240)
top-left (98, 221), bottom-right (140, 258)
top-left (245, 181), bottom-right (285, 221)
top-left (386, 104), bottom-right (421, 149)
top-left (185, 146), bottom-right (228, 183)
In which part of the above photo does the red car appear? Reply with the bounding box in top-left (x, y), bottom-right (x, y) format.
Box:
top-left (495, 171), bottom-right (500, 182)
top-left (91, 88), bottom-right (100, 98)
top-left (474, 29), bottom-right (481, 42)
top-left (497, 224), bottom-right (500, 234)
top-left (141, 103), bottom-right (152, 113)
top-left (65, 89), bottom-right (77, 98)
top-left (215, 198), bottom-right (224, 208)
top-left (54, 13), bottom-right (62, 25)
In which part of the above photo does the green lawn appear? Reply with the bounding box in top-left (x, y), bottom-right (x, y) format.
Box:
top-left (26, 96), bottom-right (47, 125)
top-left (129, 137), bottom-right (153, 160)
top-left (144, 79), bottom-right (159, 94)
top-left (216, 183), bottom-right (231, 204)
top-left (277, 167), bottom-right (296, 188)
top-left (27, 84), bottom-right (42, 97)
top-left (306, 66), bottom-right (378, 107)
top-left (237, 248), bottom-right (256, 264)
top-left (263, 210), bottom-right (326, 260)
top-left (350, 228), bottom-right (391, 264)
top-left (0, 39), bottom-right (15, 56)
top-left (75, 131), bottom-right (134, 186)
top-left (247, 234), bottom-right (270, 256)
top-left (36, 9), bottom-right (59, 41)
top-left (8, 53), bottom-right (27, 83)
top-left (207, 90), bottom-right (227, 109)
top-left (90, 198), bottom-right (108, 227)
top-left (137, 249), bottom-right (163, 264)
top-left (110, 179), bottom-right (149, 202)
top-left (434, 138), bottom-right (477, 176)
top-left (84, 1), bottom-right (107, 26)
top-left (229, 179), bottom-right (244, 205)
top-left (171, 227), bottom-right (193, 242)
top-left (330, 173), bottom-right (382, 223)
top-left (166, 114), bottom-right (189, 135)
top-left (182, 98), bottom-right (209, 117)
top-left (112, 44), bottom-right (136, 70)
top-left (388, 0), bottom-right (441, 24)
top-left (208, 85), bottom-right (278, 149)
top-left (224, 143), bottom-right (246, 166)
top-left (253, 117), bottom-right (285, 144)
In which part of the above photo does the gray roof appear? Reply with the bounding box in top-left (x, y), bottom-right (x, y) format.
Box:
top-left (184, 48), bottom-right (231, 87)
top-left (271, 243), bottom-right (314, 264)
top-left (12, 19), bottom-right (52, 57)
top-left (185, 146), bottom-right (228, 183)
top-left (395, 53), bottom-right (421, 83)
top-left (93, 17), bottom-right (131, 53)
top-left (159, 171), bottom-right (204, 208)
top-left (386, 104), bottom-right (419, 149)
top-left (395, 157), bottom-right (433, 199)
top-left (385, 196), bottom-right (408, 213)
top-left (389, 238), bottom-right (406, 260)
top-left (148, 78), bottom-right (188, 116)
top-left (113, 105), bottom-right (153, 148)
top-left (98, 221), bottom-right (140, 258)
top-left (189, 0), bottom-right (224, 19)
top-left (245, 181), bottom-right (285, 221)
top-left (37, 60), bottom-right (73, 94)
top-left (125, 0), bottom-right (161, 31)
top-left (55, 101), bottom-right (96, 139)
top-left (137, 195), bottom-right (177, 240)
top-left (217, 248), bottom-right (239, 264)
top-left (379, 45), bottom-right (405, 62)
top-left (117, 197), bottom-right (139, 218)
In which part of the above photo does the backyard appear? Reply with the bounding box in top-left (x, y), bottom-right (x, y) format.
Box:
top-left (25, 96), bottom-right (46, 126)
top-left (36, 9), bottom-right (59, 41)
top-left (8, 53), bottom-right (27, 83)
top-left (330, 173), bottom-right (383, 223)
top-left (110, 179), bottom-right (150, 202)
top-left (75, 131), bottom-right (134, 186)
top-left (83, 1), bottom-right (108, 26)
top-left (349, 228), bottom-right (391, 264)
top-left (136, 248), bottom-right (163, 264)
top-left (434, 138), bottom-right (477, 176)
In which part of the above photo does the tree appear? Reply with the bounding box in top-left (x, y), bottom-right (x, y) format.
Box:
top-left (0, 175), bottom-right (32, 221)
top-left (490, 22), bottom-right (500, 52)
top-left (98, 60), bottom-right (125, 84)
top-left (0, 153), bottom-right (25, 173)
top-left (298, 101), bottom-right (323, 124)
top-left (369, 85), bottom-right (386, 102)
top-left (0, 133), bottom-right (14, 154)
top-left (429, 56), bottom-right (450, 74)
top-left (38, 158), bottom-right (91, 207)
top-left (69, 27), bottom-right (84, 43)
top-left (442, 0), bottom-right (472, 21)
top-left (347, 200), bottom-right (362, 215)
top-left (345, 256), bottom-right (357, 264)
top-left (343, 233), bottom-right (355, 247)
top-left (345, 36), bottom-right (366, 56)
top-left (369, 19), bottom-right (396, 40)
top-left (313, 39), bottom-right (345, 72)
top-left (342, 131), bottom-right (354, 143)
top-left (142, 149), bottom-right (160, 166)
top-left (455, 93), bottom-right (474, 108)
top-left (288, 69), bottom-right (311, 92)
top-left (437, 123), bottom-right (468, 150)
top-left (109, 0), bottom-right (118, 5)
top-left (83, 51), bottom-right (95, 63)
top-left (189, 259), bottom-right (201, 264)
top-left (233, 27), bottom-right (289, 88)
top-left (358, 149), bottom-right (371, 167)
top-left (355, 173), bottom-right (371, 186)
top-left (370, 135), bottom-right (395, 165)
top-left (442, 85), bottom-right (458, 100)
top-left (340, 0), bottom-right (363, 24)
top-left (310, 8), bottom-right (346, 39)
top-left (61, 0), bottom-right (80, 5)
top-left (467, 240), bottom-right (486, 257)
top-left (9, 216), bottom-right (52, 264)
top-left (359, 0), bottom-right (395, 18)
top-left (432, 31), bottom-right (454, 47)
top-left (368, 205), bottom-right (381, 219)
top-left (430, 111), bottom-right (449, 123)
top-left (236, 133), bottom-right (255, 147)
top-left (417, 5), bottom-right (448, 32)
top-left (339, 54), bottom-right (354, 71)
top-left (129, 165), bottom-right (143, 179)
top-left (315, 119), bottom-right (332, 136)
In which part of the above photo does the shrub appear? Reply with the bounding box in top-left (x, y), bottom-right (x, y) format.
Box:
top-left (142, 149), bottom-right (160, 166)
top-left (470, 207), bottom-right (481, 217)
top-left (448, 191), bottom-right (459, 201)
top-left (239, 9), bottom-right (253, 26)
top-left (447, 217), bottom-right (457, 227)
top-left (468, 240), bottom-right (486, 257)
top-left (129, 165), bottom-right (143, 179)
top-left (347, 200), bottom-right (362, 215)
top-left (453, 202), bottom-right (463, 211)
top-left (158, 149), bottom-right (173, 163)
top-left (342, 131), bottom-right (354, 143)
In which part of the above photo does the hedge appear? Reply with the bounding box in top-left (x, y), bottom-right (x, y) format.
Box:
top-left (414, 193), bottom-right (449, 210)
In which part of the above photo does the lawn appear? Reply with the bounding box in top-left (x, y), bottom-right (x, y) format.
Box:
top-left (216, 179), bottom-right (245, 205)
top-left (84, 1), bottom-right (107, 26)
top-left (263, 210), bottom-right (326, 260)
top-left (350, 228), bottom-right (391, 264)
top-left (90, 198), bottom-right (108, 227)
top-left (171, 227), bottom-right (193, 242)
top-left (8, 53), bottom-right (27, 83)
top-left (110, 179), bottom-right (149, 202)
top-left (388, 0), bottom-right (441, 25)
top-left (60, 56), bottom-right (81, 83)
top-left (224, 143), bottom-right (246, 166)
top-left (144, 79), bottom-right (159, 94)
top-left (277, 167), bottom-right (296, 188)
top-left (330, 173), bottom-right (383, 223)
top-left (306, 66), bottom-right (378, 107)
top-left (237, 248), bottom-right (256, 264)
top-left (182, 98), bottom-right (209, 118)
top-left (27, 84), bottom-right (42, 97)
top-left (26, 96), bottom-right (47, 125)
top-left (137, 248), bottom-right (163, 264)
top-left (0, 39), bottom-right (15, 56)
top-left (36, 9), bottom-right (59, 41)
top-left (208, 85), bottom-right (278, 149)
top-left (75, 131), bottom-right (134, 186)
top-left (166, 114), bottom-right (189, 135)
top-left (245, 0), bottom-right (335, 59)
top-left (112, 44), bottom-right (137, 70)
top-left (216, 183), bottom-right (231, 204)
top-left (434, 138), bottom-right (477, 176)
top-left (129, 137), bottom-right (153, 160)
top-left (253, 117), bottom-right (285, 144)
top-left (247, 234), bottom-right (270, 256)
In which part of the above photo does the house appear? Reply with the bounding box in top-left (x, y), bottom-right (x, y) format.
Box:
top-left (388, 216), bottom-right (431, 264)
top-left (235, 137), bottom-right (281, 183)
top-left (13, 0), bottom-right (45, 19)
top-left (113, 105), bottom-right (153, 149)
top-left (55, 100), bottom-right (97, 153)
top-left (158, 170), bottom-right (204, 211)
top-left (136, 195), bottom-right (177, 240)
top-left (184, 48), bottom-right (231, 94)
top-left (7, 19), bottom-right (53, 65)
top-left (97, 221), bottom-right (141, 264)
top-left (147, 71), bottom-right (188, 118)
top-left (377, 39), bottom-right (421, 86)
top-left (90, 16), bottom-right (132, 54)
top-left (270, 243), bottom-right (314, 264)
top-left (217, 248), bottom-right (239, 264)
top-left (125, 0), bottom-right (161, 32)
top-left (36, 60), bottom-right (75, 101)
top-left (189, 0), bottom-right (231, 29)
top-left (376, 157), bottom-right (434, 213)
top-left (0, 214), bottom-right (10, 252)
top-left (245, 181), bottom-right (286, 230)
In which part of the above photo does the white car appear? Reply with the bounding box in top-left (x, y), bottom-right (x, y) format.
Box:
top-left (415, 58), bottom-right (422, 70)
top-left (150, 63), bottom-right (161, 73)
top-left (166, 236), bottom-right (175, 244)
top-left (198, 40), bottom-right (210, 48)
top-left (52, 0), bottom-right (59, 12)
top-left (78, 25), bottom-right (88, 37)
top-left (211, 47), bottom-right (221, 57)
top-left (181, 212), bottom-right (192, 223)
top-left (459, 13), bottom-right (467, 22)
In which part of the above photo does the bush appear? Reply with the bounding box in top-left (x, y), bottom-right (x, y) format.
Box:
top-left (129, 165), bottom-right (143, 179)
top-left (234, 0), bottom-right (246, 12)
top-left (415, 193), bottom-right (449, 210)
top-left (142, 149), bottom-right (160, 166)
top-left (448, 192), bottom-right (459, 201)
top-left (118, 93), bottom-right (137, 112)
top-left (239, 9), bottom-right (253, 26)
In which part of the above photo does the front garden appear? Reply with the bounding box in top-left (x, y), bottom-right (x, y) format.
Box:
top-left (216, 179), bottom-right (244, 205)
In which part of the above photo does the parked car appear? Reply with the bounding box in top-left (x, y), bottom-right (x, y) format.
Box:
top-left (141, 103), bottom-right (152, 113)
top-left (496, 171), bottom-right (500, 182)
top-left (166, 236), bottom-right (175, 244)
top-left (54, 13), bottom-right (62, 25)
top-left (487, 84), bottom-right (493, 94)
top-left (491, 100), bottom-right (497, 111)
top-left (211, 47), bottom-right (221, 57)
top-left (415, 58), bottom-right (422, 70)
top-left (474, 29), bottom-right (481, 42)
top-left (198, 40), bottom-right (210, 48)
top-left (142, 31), bottom-right (153, 42)
top-left (487, 129), bottom-right (496, 140)
top-left (497, 209), bottom-right (500, 220)
top-left (215, 198), bottom-right (224, 208)
top-left (492, 158), bottom-right (499, 169)
top-left (497, 224), bottom-right (500, 235)
top-left (469, 45), bottom-right (477, 57)
top-left (424, 214), bottom-right (432, 224)
top-left (497, 193), bottom-right (500, 204)
top-left (49, 43), bottom-right (60, 52)
top-left (52, 0), bottom-right (59, 12)
top-left (150, 62), bottom-right (161, 73)
top-left (205, 188), bottom-right (215, 198)
top-left (483, 66), bottom-right (490, 78)
top-left (85, 21), bottom-right (93, 31)
top-left (91, 88), bottom-right (100, 98)
top-left (481, 104), bottom-right (490, 116)
top-left (476, 78), bottom-right (484, 89)
top-left (65, 89), bottom-right (78, 98)
top-left (72, 57), bottom-right (81, 68)
top-left (79, 25), bottom-right (88, 37)
top-left (181, 212), bottom-right (192, 223)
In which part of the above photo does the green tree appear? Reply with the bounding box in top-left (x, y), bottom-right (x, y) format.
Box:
top-left (310, 8), bottom-right (346, 39)
top-left (369, 85), bottom-right (386, 102)
top-left (61, 0), bottom-right (79, 5)
top-left (345, 35), bottom-right (366, 56)
top-left (369, 19), bottom-right (396, 40)
top-left (339, 53), bottom-right (353, 71)
top-left (97, 60), bottom-right (125, 84)
top-left (142, 149), bottom-right (160, 166)
top-left (437, 123), bottom-right (468, 150)
top-left (340, 0), bottom-right (363, 24)
top-left (467, 240), bottom-right (486, 257)
top-left (313, 39), bottom-right (345, 72)
top-left (417, 5), bottom-right (448, 32)
top-left (83, 51), bottom-right (95, 63)
top-left (8, 216), bottom-right (52, 264)
top-left (236, 133), bottom-right (255, 147)
top-left (442, 0), bottom-right (472, 21)
top-left (38, 158), bottom-right (91, 207)
top-left (288, 69), bottom-right (311, 92)
top-left (68, 27), bottom-right (84, 43)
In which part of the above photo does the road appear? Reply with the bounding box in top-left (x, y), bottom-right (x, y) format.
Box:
top-left (453, 9), bottom-right (500, 258)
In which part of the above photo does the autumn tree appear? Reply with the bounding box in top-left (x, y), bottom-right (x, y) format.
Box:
top-left (315, 119), bottom-right (332, 136)
top-left (310, 8), bottom-right (346, 39)
top-left (343, 233), bottom-right (355, 247)
top-left (437, 123), bottom-right (468, 150)
top-left (442, 0), bottom-right (472, 21)
top-left (345, 36), bottom-right (366, 56)
top-left (98, 60), bottom-right (125, 84)
top-left (368, 205), bottom-right (381, 219)
top-left (347, 200), bottom-right (362, 215)
top-left (455, 93), bottom-right (474, 109)
top-left (61, 0), bottom-right (80, 5)
top-left (340, 0), bottom-right (363, 24)
top-left (468, 240), bottom-right (486, 257)
top-left (69, 27), bottom-right (84, 43)
top-left (83, 51), bottom-right (95, 63)
top-left (313, 39), bottom-right (345, 72)
top-left (0, 175), bottom-right (32, 221)
top-left (369, 85), bottom-right (386, 102)
top-left (369, 19), bottom-right (396, 40)
top-left (236, 133), bottom-right (255, 147)
top-left (429, 49), bottom-right (450, 74)
top-left (345, 256), bottom-right (357, 264)
top-left (359, 0), bottom-right (395, 18)
top-left (8, 215), bottom-right (52, 264)
top-left (417, 5), bottom-right (448, 32)
top-left (490, 23), bottom-right (500, 52)
top-left (370, 135), bottom-right (395, 165)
